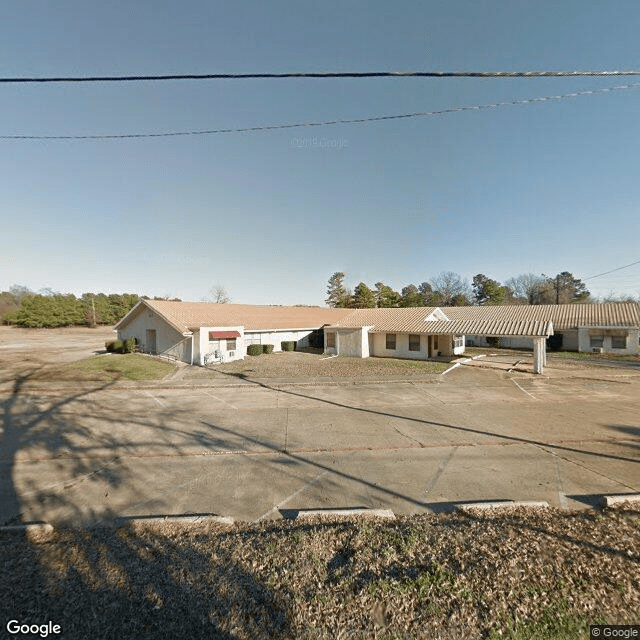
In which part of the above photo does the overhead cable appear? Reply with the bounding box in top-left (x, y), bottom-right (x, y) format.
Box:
top-left (585, 258), bottom-right (640, 280)
top-left (2, 82), bottom-right (639, 141)
top-left (2, 70), bottom-right (640, 83)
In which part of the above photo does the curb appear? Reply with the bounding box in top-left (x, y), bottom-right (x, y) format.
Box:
top-left (602, 494), bottom-right (640, 508)
top-left (0, 523), bottom-right (54, 534)
top-left (291, 508), bottom-right (395, 520)
top-left (457, 501), bottom-right (549, 513)
top-left (95, 514), bottom-right (235, 528)
top-left (1, 515), bottom-right (235, 533)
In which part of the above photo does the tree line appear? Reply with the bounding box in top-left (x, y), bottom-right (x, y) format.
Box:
top-left (324, 271), bottom-right (628, 308)
top-left (0, 286), bottom-right (179, 328)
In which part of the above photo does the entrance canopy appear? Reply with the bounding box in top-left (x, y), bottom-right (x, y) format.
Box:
top-left (208, 331), bottom-right (241, 340)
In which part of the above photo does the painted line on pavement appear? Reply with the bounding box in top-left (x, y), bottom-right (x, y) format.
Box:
top-left (254, 469), bottom-right (331, 522)
top-left (202, 390), bottom-right (238, 410)
top-left (555, 456), bottom-right (569, 509)
top-left (145, 390), bottom-right (167, 407)
top-left (510, 378), bottom-right (538, 400)
top-left (424, 446), bottom-right (458, 495)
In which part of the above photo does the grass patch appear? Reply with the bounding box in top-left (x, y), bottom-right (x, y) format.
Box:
top-left (550, 350), bottom-right (640, 361)
top-left (34, 354), bottom-right (177, 381)
top-left (344, 356), bottom-right (449, 373)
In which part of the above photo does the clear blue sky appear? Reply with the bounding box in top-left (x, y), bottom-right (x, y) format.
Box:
top-left (1, 0), bottom-right (639, 304)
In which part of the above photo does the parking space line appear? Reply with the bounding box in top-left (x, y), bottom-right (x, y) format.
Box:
top-left (554, 457), bottom-right (569, 509)
top-left (145, 390), bottom-right (167, 407)
top-left (510, 378), bottom-right (538, 400)
top-left (202, 390), bottom-right (238, 410)
top-left (424, 446), bottom-right (458, 495)
top-left (254, 469), bottom-right (331, 522)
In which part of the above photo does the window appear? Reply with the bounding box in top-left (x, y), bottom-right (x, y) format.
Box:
top-left (590, 335), bottom-right (604, 348)
top-left (454, 336), bottom-right (464, 349)
top-left (611, 335), bottom-right (626, 349)
top-left (408, 334), bottom-right (420, 351)
top-left (326, 332), bottom-right (336, 348)
top-left (386, 334), bottom-right (396, 350)
top-left (226, 338), bottom-right (236, 350)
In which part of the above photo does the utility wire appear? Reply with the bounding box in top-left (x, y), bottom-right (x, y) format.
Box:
top-left (585, 258), bottom-right (640, 280)
top-left (2, 70), bottom-right (640, 83)
top-left (2, 82), bottom-right (639, 141)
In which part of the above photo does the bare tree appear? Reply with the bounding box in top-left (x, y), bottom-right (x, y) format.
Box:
top-left (429, 272), bottom-right (472, 306)
top-left (505, 274), bottom-right (546, 305)
top-left (210, 285), bottom-right (231, 304)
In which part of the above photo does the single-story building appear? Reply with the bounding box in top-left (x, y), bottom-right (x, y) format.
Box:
top-left (114, 299), bottom-right (352, 365)
top-left (115, 300), bottom-right (639, 374)
top-left (323, 306), bottom-right (554, 373)
top-left (454, 303), bottom-right (640, 355)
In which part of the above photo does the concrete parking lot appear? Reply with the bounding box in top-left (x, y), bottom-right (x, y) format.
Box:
top-left (1, 327), bottom-right (639, 525)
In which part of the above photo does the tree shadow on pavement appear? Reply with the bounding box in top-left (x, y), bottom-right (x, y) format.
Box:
top-left (0, 370), bottom-right (292, 639)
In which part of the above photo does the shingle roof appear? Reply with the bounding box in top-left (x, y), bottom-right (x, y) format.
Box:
top-left (116, 299), bottom-right (353, 334)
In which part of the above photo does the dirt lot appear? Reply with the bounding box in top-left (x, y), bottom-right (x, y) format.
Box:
top-left (0, 325), bottom-right (115, 378)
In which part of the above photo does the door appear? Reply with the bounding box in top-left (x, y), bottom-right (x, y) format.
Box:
top-left (146, 329), bottom-right (157, 354)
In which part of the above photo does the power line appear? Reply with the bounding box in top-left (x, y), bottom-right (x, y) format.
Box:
top-left (2, 69), bottom-right (640, 83)
top-left (2, 82), bottom-right (639, 141)
top-left (585, 258), bottom-right (640, 281)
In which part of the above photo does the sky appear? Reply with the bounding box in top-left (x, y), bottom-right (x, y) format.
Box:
top-left (1, 0), bottom-right (639, 305)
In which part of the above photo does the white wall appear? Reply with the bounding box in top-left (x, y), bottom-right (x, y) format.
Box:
top-left (323, 327), bottom-right (370, 357)
top-left (577, 327), bottom-right (639, 355)
top-left (466, 328), bottom-right (640, 354)
top-left (118, 308), bottom-right (191, 362)
top-left (370, 332), bottom-right (428, 359)
top-left (244, 329), bottom-right (315, 351)
top-left (198, 326), bottom-right (245, 365)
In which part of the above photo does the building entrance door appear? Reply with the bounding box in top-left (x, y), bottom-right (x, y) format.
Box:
top-left (146, 329), bottom-right (157, 354)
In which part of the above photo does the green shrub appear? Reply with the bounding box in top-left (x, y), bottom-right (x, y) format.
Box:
top-left (281, 341), bottom-right (295, 351)
top-left (247, 344), bottom-right (263, 356)
top-left (123, 338), bottom-right (136, 354)
top-left (486, 337), bottom-right (500, 348)
top-left (263, 344), bottom-right (274, 354)
top-left (108, 339), bottom-right (125, 354)
top-left (105, 340), bottom-right (116, 352)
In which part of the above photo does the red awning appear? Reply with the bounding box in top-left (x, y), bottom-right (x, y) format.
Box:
top-left (208, 331), bottom-right (240, 339)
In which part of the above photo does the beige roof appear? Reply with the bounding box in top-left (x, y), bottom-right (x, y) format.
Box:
top-left (440, 303), bottom-right (640, 331)
top-left (116, 300), bottom-right (640, 338)
top-left (331, 307), bottom-right (552, 337)
top-left (329, 303), bottom-right (640, 337)
top-left (331, 307), bottom-right (439, 333)
top-left (115, 299), bottom-right (353, 334)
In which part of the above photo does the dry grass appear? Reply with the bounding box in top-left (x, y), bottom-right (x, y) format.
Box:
top-left (188, 351), bottom-right (448, 380)
top-left (2, 508), bottom-right (638, 639)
